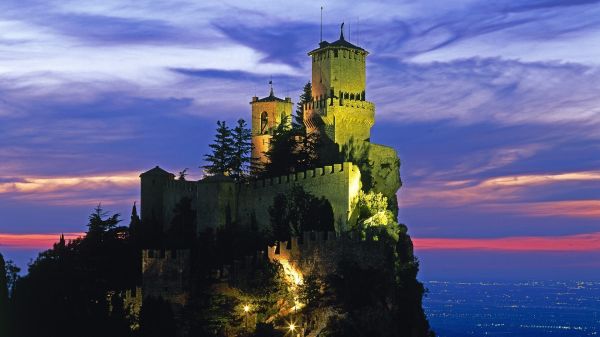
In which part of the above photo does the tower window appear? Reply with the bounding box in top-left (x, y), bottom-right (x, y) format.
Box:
top-left (260, 111), bottom-right (268, 134)
top-left (334, 49), bottom-right (338, 58)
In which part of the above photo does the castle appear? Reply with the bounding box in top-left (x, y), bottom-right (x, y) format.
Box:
top-left (140, 25), bottom-right (401, 236)
top-left (132, 25), bottom-right (405, 334)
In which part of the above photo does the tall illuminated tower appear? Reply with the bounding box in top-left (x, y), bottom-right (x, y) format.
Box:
top-left (304, 24), bottom-right (375, 147)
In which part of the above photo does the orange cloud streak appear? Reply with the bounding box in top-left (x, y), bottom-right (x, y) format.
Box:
top-left (0, 173), bottom-right (139, 194)
top-left (413, 232), bottom-right (600, 252)
top-left (0, 233), bottom-right (83, 249)
top-left (0, 172), bottom-right (139, 206)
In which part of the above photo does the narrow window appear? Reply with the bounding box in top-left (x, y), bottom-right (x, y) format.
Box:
top-left (260, 111), bottom-right (268, 134)
top-left (334, 49), bottom-right (338, 58)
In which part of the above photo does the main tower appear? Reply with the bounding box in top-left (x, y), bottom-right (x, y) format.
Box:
top-left (304, 24), bottom-right (375, 148)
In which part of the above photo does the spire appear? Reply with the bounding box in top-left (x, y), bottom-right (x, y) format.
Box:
top-left (132, 201), bottom-right (138, 217)
top-left (268, 77), bottom-right (274, 97)
top-left (340, 22), bottom-right (345, 40)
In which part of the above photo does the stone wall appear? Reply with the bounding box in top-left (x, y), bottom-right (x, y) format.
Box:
top-left (140, 162), bottom-right (362, 235)
top-left (237, 162), bottom-right (362, 233)
top-left (268, 231), bottom-right (388, 276)
top-left (142, 249), bottom-right (190, 308)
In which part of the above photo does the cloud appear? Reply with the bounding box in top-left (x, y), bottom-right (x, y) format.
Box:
top-left (0, 172), bottom-right (139, 206)
top-left (371, 58), bottom-right (600, 126)
top-left (491, 200), bottom-right (600, 218)
top-left (401, 170), bottom-right (600, 210)
top-left (413, 231), bottom-right (600, 251)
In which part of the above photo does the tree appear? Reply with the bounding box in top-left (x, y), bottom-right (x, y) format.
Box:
top-left (128, 202), bottom-right (142, 246)
top-left (167, 197), bottom-right (197, 248)
top-left (139, 297), bottom-right (177, 337)
top-left (293, 82), bottom-right (312, 131)
top-left (0, 253), bottom-right (9, 337)
top-left (268, 186), bottom-right (334, 242)
top-left (262, 116), bottom-right (298, 177)
top-left (87, 203), bottom-right (121, 239)
top-left (177, 168), bottom-right (188, 181)
top-left (296, 131), bottom-right (321, 171)
top-left (231, 118), bottom-right (252, 180)
top-left (203, 120), bottom-right (234, 176)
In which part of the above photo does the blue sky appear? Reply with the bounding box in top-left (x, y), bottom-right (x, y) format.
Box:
top-left (0, 0), bottom-right (599, 280)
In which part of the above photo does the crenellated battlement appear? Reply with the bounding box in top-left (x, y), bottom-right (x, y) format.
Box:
top-left (163, 179), bottom-right (198, 191)
top-left (304, 97), bottom-right (374, 113)
top-left (248, 162), bottom-right (358, 189)
top-left (142, 248), bottom-right (190, 260)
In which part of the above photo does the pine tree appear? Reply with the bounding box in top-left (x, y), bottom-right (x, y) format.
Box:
top-left (230, 118), bottom-right (252, 180)
top-left (203, 120), bottom-right (234, 176)
top-left (87, 204), bottom-right (121, 237)
top-left (293, 82), bottom-right (312, 131)
top-left (263, 116), bottom-right (298, 177)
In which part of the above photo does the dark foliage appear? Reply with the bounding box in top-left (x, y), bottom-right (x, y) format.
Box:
top-left (203, 120), bottom-right (234, 175)
top-left (293, 82), bottom-right (312, 132)
top-left (10, 206), bottom-right (139, 337)
top-left (268, 185), bottom-right (334, 242)
top-left (231, 119), bottom-right (253, 180)
top-left (203, 119), bottom-right (252, 180)
top-left (166, 197), bottom-right (197, 248)
top-left (261, 116), bottom-right (324, 178)
top-left (139, 296), bottom-right (177, 337)
top-left (0, 254), bottom-right (9, 337)
top-left (251, 323), bottom-right (284, 337)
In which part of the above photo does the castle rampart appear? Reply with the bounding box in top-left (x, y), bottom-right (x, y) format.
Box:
top-left (142, 249), bottom-right (190, 305)
top-left (268, 231), bottom-right (388, 277)
top-left (238, 162), bottom-right (361, 233)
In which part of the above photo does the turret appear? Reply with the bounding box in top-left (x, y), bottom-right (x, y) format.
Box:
top-left (140, 166), bottom-right (175, 226)
top-left (250, 86), bottom-right (293, 166)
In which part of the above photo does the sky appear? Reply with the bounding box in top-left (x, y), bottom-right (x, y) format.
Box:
top-left (0, 0), bottom-right (599, 280)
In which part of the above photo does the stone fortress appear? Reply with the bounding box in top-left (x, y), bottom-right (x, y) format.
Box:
top-left (140, 26), bottom-right (401, 236)
top-left (132, 26), bottom-right (404, 330)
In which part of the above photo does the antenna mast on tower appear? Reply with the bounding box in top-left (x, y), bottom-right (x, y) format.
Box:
top-left (320, 6), bottom-right (323, 43)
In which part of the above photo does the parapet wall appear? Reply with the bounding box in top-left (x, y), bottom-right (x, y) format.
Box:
top-left (142, 249), bottom-right (190, 306)
top-left (268, 231), bottom-right (388, 276)
top-left (140, 162), bottom-right (362, 235)
top-left (161, 180), bottom-right (198, 231)
top-left (238, 162), bottom-right (361, 233)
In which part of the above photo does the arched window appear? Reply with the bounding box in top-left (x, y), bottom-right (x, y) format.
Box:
top-left (260, 111), bottom-right (268, 134)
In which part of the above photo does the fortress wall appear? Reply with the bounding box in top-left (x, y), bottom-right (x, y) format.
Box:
top-left (195, 180), bottom-right (237, 232)
top-left (237, 162), bottom-right (361, 233)
top-left (162, 180), bottom-right (198, 231)
top-left (268, 231), bottom-right (388, 276)
top-left (141, 249), bottom-right (190, 306)
top-left (304, 99), bottom-right (375, 145)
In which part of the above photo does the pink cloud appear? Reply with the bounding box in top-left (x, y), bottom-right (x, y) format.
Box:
top-left (413, 232), bottom-right (600, 252)
top-left (0, 233), bottom-right (83, 250)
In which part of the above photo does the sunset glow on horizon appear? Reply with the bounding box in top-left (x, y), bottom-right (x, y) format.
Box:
top-left (1, 0), bottom-right (599, 279)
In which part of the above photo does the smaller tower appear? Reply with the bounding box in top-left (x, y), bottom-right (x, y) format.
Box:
top-left (140, 166), bottom-right (175, 227)
top-left (250, 85), bottom-right (293, 165)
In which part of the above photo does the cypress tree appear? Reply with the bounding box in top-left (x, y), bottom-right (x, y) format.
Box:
top-left (230, 118), bottom-right (252, 180)
top-left (203, 121), bottom-right (234, 175)
top-left (293, 82), bottom-right (312, 131)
